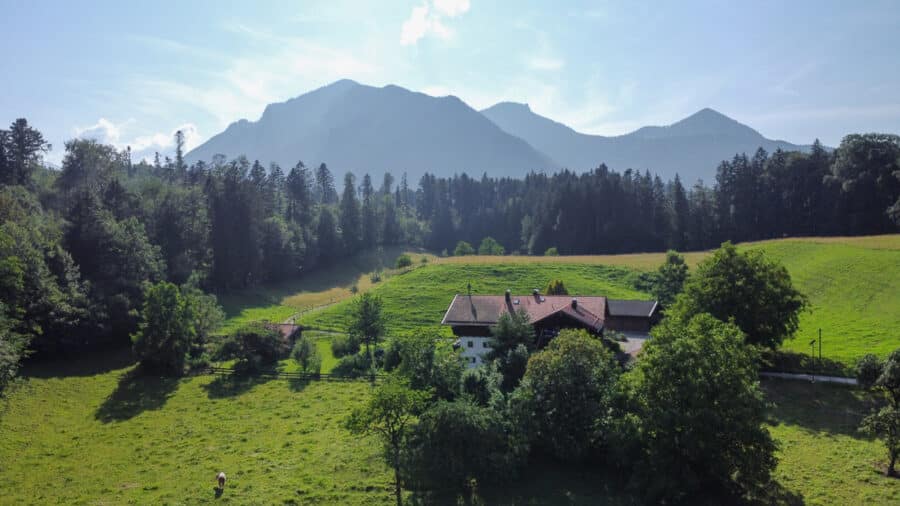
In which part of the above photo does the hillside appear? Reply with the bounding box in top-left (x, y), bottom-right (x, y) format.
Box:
top-left (285, 235), bottom-right (900, 368)
top-left (186, 80), bottom-right (556, 182)
top-left (481, 102), bottom-right (813, 182)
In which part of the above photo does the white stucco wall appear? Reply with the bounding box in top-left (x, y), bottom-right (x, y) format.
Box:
top-left (458, 336), bottom-right (492, 368)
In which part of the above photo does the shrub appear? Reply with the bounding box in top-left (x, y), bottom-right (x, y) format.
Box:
top-left (331, 334), bottom-right (360, 357)
top-left (131, 281), bottom-right (196, 374)
top-left (545, 279), bottom-right (568, 295)
top-left (292, 335), bottom-right (322, 375)
top-left (349, 284), bottom-right (359, 294)
top-left (395, 254), bottom-right (413, 269)
top-left (857, 354), bottom-right (884, 389)
top-left (332, 352), bottom-right (372, 378)
top-left (544, 247), bottom-right (559, 256)
top-left (219, 323), bottom-right (287, 373)
top-left (478, 237), bottom-right (505, 255)
top-left (370, 270), bottom-right (382, 283)
top-left (420, 256), bottom-right (428, 264)
top-left (453, 241), bottom-right (475, 256)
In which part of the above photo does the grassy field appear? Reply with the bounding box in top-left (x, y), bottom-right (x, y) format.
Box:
top-left (299, 263), bottom-right (650, 336)
top-left (764, 379), bottom-right (899, 505)
top-left (2, 354), bottom-right (897, 505)
top-left (217, 246), bottom-right (434, 334)
top-left (286, 235), bottom-right (900, 368)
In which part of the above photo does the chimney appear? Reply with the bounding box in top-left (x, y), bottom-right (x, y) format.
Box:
top-left (505, 289), bottom-right (511, 304)
top-left (571, 297), bottom-right (578, 309)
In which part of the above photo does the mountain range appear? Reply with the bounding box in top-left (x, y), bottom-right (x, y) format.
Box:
top-left (187, 79), bottom-right (813, 183)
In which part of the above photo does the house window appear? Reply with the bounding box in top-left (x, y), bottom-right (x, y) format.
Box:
top-left (467, 340), bottom-right (473, 348)
top-left (482, 341), bottom-right (490, 348)
top-left (470, 357), bottom-right (476, 363)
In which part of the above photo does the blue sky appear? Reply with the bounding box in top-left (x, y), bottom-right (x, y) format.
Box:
top-left (3, 0), bottom-right (899, 164)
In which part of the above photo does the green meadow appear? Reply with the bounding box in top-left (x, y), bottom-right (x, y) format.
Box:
top-left (3, 235), bottom-right (897, 504)
top-left (291, 236), bottom-right (900, 369)
top-left (2, 355), bottom-right (898, 505)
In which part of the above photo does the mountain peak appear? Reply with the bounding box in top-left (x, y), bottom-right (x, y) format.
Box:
top-left (484, 101), bottom-right (531, 113)
top-left (325, 78), bottom-right (360, 89)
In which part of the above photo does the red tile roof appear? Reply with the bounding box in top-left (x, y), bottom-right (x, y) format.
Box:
top-left (441, 293), bottom-right (607, 331)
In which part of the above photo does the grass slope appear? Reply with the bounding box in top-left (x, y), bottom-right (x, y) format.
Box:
top-left (286, 235), bottom-right (899, 368)
top-left (3, 356), bottom-right (897, 505)
top-left (300, 263), bottom-right (650, 336)
top-left (1, 352), bottom-right (389, 505)
top-left (217, 246), bottom-right (434, 333)
top-left (764, 379), bottom-right (899, 505)
top-left (750, 241), bottom-right (900, 365)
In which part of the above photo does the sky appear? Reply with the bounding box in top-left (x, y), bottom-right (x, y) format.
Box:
top-left (2, 0), bottom-right (899, 164)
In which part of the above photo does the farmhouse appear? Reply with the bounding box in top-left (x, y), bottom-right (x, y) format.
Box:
top-left (441, 290), bottom-right (660, 367)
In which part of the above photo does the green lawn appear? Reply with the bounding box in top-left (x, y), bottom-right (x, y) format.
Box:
top-left (2, 354), bottom-right (897, 505)
top-left (299, 262), bottom-right (650, 336)
top-left (217, 246), bottom-right (434, 334)
top-left (0, 351), bottom-right (391, 505)
top-left (763, 378), bottom-right (899, 505)
top-left (749, 241), bottom-right (900, 367)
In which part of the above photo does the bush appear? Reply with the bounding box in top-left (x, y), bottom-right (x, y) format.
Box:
top-left (332, 352), bottom-right (372, 378)
top-left (370, 270), bottom-right (382, 283)
top-left (131, 281), bottom-right (196, 374)
top-left (545, 279), bottom-right (568, 295)
top-left (395, 254), bottom-right (413, 269)
top-left (349, 284), bottom-right (359, 294)
top-left (544, 247), bottom-right (559, 256)
top-left (857, 354), bottom-right (883, 389)
top-left (453, 241), bottom-right (475, 256)
top-left (331, 334), bottom-right (361, 357)
top-left (218, 323), bottom-right (288, 373)
top-left (402, 400), bottom-right (528, 494)
top-left (292, 335), bottom-right (322, 375)
top-left (420, 256), bottom-right (428, 264)
top-left (478, 237), bottom-right (505, 255)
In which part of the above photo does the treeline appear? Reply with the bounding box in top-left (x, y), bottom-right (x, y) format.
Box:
top-left (2, 118), bottom-right (899, 362)
top-left (418, 137), bottom-right (900, 255)
top-left (0, 119), bottom-right (425, 360)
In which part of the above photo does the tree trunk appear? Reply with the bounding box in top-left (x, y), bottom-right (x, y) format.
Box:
top-left (394, 464), bottom-right (402, 506)
top-left (888, 452), bottom-right (897, 477)
top-left (367, 338), bottom-right (375, 386)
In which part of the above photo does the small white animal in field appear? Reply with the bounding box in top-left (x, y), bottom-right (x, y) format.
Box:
top-left (217, 472), bottom-right (226, 489)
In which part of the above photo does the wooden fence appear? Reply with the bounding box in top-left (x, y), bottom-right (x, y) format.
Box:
top-left (198, 366), bottom-right (384, 382)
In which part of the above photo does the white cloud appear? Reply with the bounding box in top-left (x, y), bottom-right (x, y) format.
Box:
top-left (74, 118), bottom-right (131, 145)
top-left (128, 26), bottom-right (382, 132)
top-left (74, 118), bottom-right (202, 161)
top-left (400, 1), bottom-right (470, 46)
top-left (433, 0), bottom-right (470, 17)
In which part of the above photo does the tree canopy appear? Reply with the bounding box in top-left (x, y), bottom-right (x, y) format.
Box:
top-left (670, 242), bottom-right (806, 348)
top-left (629, 313), bottom-right (776, 501)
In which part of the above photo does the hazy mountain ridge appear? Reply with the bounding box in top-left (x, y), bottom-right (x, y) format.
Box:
top-left (189, 79), bottom-right (814, 183)
top-left (480, 103), bottom-right (813, 183)
top-left (187, 80), bottom-right (556, 181)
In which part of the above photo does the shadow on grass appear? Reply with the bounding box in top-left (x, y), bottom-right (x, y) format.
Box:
top-left (763, 378), bottom-right (881, 437)
top-left (761, 350), bottom-right (851, 377)
top-left (95, 367), bottom-right (180, 423)
top-left (25, 347), bottom-right (135, 379)
top-left (288, 376), bottom-right (312, 392)
top-left (218, 245), bottom-right (424, 318)
top-left (202, 373), bottom-right (274, 399)
top-left (409, 464), bottom-right (805, 506)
